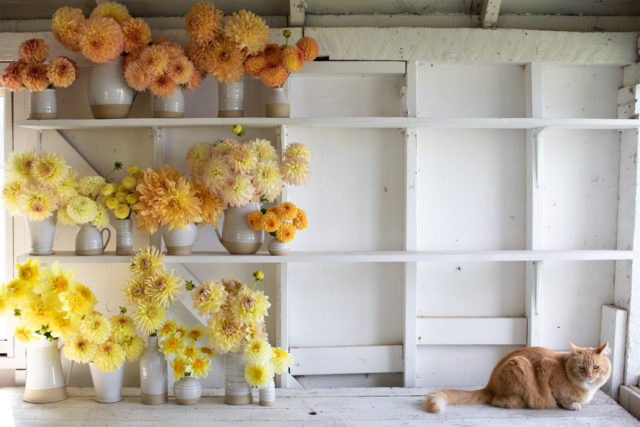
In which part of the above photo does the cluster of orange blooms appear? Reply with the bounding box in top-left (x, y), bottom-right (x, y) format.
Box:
top-left (1, 39), bottom-right (78, 92)
top-left (248, 202), bottom-right (307, 243)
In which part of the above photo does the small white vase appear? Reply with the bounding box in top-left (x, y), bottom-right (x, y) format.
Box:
top-left (268, 237), bottom-right (290, 256)
top-left (162, 222), bottom-right (198, 255)
top-left (115, 218), bottom-right (134, 256)
top-left (23, 339), bottom-right (68, 403)
top-left (174, 376), bottom-right (202, 405)
top-left (224, 351), bottom-right (252, 405)
top-left (215, 203), bottom-right (263, 255)
top-left (153, 88), bottom-right (184, 118)
top-left (29, 89), bottom-right (57, 119)
top-left (75, 223), bottom-right (111, 255)
top-left (265, 85), bottom-right (290, 118)
top-left (27, 214), bottom-right (56, 255)
top-left (218, 80), bottom-right (244, 118)
top-left (139, 335), bottom-right (168, 405)
top-left (88, 57), bottom-right (134, 119)
top-left (259, 379), bottom-right (276, 406)
top-left (89, 363), bottom-right (125, 403)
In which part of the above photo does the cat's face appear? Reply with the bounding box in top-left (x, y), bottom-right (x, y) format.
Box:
top-left (565, 342), bottom-right (611, 385)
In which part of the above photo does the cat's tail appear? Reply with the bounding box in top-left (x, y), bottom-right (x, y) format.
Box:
top-left (424, 388), bottom-right (492, 413)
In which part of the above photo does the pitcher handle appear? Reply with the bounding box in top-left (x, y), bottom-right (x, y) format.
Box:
top-left (214, 223), bottom-right (223, 244)
top-left (101, 228), bottom-right (112, 250)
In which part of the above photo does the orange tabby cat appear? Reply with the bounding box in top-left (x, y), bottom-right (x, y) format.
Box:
top-left (425, 342), bottom-right (610, 413)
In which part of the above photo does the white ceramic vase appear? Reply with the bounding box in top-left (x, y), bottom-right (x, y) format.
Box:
top-left (115, 218), bottom-right (134, 255)
top-left (162, 222), bottom-right (198, 255)
top-left (88, 57), bottom-right (134, 119)
top-left (75, 223), bottom-right (110, 255)
top-left (27, 214), bottom-right (56, 255)
top-left (215, 203), bottom-right (263, 255)
top-left (89, 363), bottom-right (125, 403)
top-left (153, 88), bottom-right (184, 118)
top-left (23, 339), bottom-right (68, 403)
top-left (139, 335), bottom-right (168, 405)
top-left (174, 376), bottom-right (202, 405)
top-left (268, 237), bottom-right (290, 256)
top-left (29, 89), bottom-right (57, 119)
top-left (218, 80), bottom-right (244, 118)
top-left (224, 351), bottom-right (252, 405)
top-left (265, 85), bottom-right (290, 118)
top-left (259, 379), bottom-right (276, 406)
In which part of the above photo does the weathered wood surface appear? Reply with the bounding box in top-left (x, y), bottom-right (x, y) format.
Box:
top-left (1, 387), bottom-right (638, 426)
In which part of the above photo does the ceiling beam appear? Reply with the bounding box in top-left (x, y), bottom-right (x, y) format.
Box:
top-left (289, 0), bottom-right (306, 27)
top-left (480, 0), bottom-right (502, 28)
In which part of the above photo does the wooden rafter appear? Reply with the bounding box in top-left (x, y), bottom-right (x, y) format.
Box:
top-left (480, 0), bottom-right (502, 28)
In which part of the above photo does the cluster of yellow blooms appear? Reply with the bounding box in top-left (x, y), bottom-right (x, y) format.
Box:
top-left (248, 201), bottom-right (307, 243)
top-left (100, 165), bottom-right (142, 220)
top-left (157, 320), bottom-right (214, 381)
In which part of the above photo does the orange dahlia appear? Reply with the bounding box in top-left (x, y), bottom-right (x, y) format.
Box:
top-left (139, 44), bottom-right (169, 77)
top-left (185, 2), bottom-right (223, 43)
top-left (122, 18), bottom-right (152, 53)
top-left (186, 40), bottom-right (215, 71)
top-left (183, 69), bottom-right (203, 92)
top-left (1, 60), bottom-right (25, 92)
top-left (168, 56), bottom-right (194, 85)
top-left (79, 17), bottom-right (124, 63)
top-left (276, 222), bottom-right (296, 243)
top-left (46, 56), bottom-right (77, 88)
top-left (282, 46), bottom-right (305, 73)
top-left (192, 176), bottom-right (224, 227)
top-left (296, 37), bottom-right (319, 62)
top-left (244, 54), bottom-right (267, 78)
top-left (51, 6), bottom-right (85, 52)
top-left (21, 63), bottom-right (49, 91)
top-left (247, 211), bottom-right (264, 231)
top-left (223, 10), bottom-right (269, 56)
top-left (124, 60), bottom-right (149, 91)
top-left (205, 37), bottom-right (244, 83)
top-left (263, 44), bottom-right (282, 66)
top-left (18, 39), bottom-right (49, 64)
top-left (149, 73), bottom-right (176, 98)
top-left (160, 41), bottom-right (184, 61)
top-left (90, 1), bottom-right (131, 26)
top-left (260, 65), bottom-right (288, 88)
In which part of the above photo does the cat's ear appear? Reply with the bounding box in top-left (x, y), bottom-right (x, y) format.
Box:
top-left (568, 342), bottom-right (581, 354)
top-left (596, 342), bottom-right (609, 356)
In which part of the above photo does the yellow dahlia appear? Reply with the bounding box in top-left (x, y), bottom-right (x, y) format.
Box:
top-left (5, 278), bottom-right (34, 308)
top-left (244, 54), bottom-right (267, 78)
top-left (279, 202), bottom-right (298, 221)
top-left (183, 69), bottom-right (203, 92)
top-left (250, 139), bottom-right (278, 161)
top-left (46, 56), bottom-right (77, 88)
top-left (146, 269), bottom-right (181, 308)
top-left (79, 17), bottom-right (124, 63)
top-left (244, 362), bottom-right (274, 388)
top-left (203, 157), bottom-right (231, 196)
top-left (81, 312), bottom-right (112, 344)
top-left (22, 298), bottom-right (55, 332)
top-left (2, 181), bottom-right (23, 215)
top-left (223, 10), bottom-right (269, 56)
top-left (67, 196), bottom-right (98, 224)
top-left (21, 185), bottom-right (56, 221)
top-left (36, 261), bottom-right (74, 295)
top-left (170, 358), bottom-right (187, 381)
top-left (60, 282), bottom-right (97, 316)
top-left (57, 170), bottom-right (79, 204)
top-left (276, 222), bottom-right (296, 243)
top-left (1, 60), bottom-right (25, 92)
top-left (244, 338), bottom-right (272, 364)
top-left (110, 314), bottom-right (136, 342)
top-left (192, 177), bottom-right (224, 227)
top-left (271, 347), bottom-right (293, 374)
top-left (282, 46), bottom-right (305, 73)
top-left (293, 209), bottom-right (307, 230)
top-left (185, 2), bottom-right (223, 43)
top-left (206, 312), bottom-right (245, 354)
top-left (17, 258), bottom-right (40, 286)
top-left (50, 312), bottom-right (75, 341)
top-left (19, 39), bottom-right (49, 64)
top-left (284, 142), bottom-right (312, 163)
top-left (180, 345), bottom-right (197, 362)
top-left (64, 334), bottom-right (97, 363)
top-left (199, 346), bottom-right (215, 357)
top-left (126, 193), bottom-right (137, 205)
top-left (281, 158), bottom-right (311, 186)
top-left (140, 45), bottom-right (170, 77)
top-left (232, 290), bottom-right (270, 324)
top-left (186, 141), bottom-right (213, 175)
top-left (114, 203), bottom-right (130, 219)
top-left (247, 211), bottom-right (264, 231)
top-left (192, 280), bottom-right (227, 316)
top-left (149, 73), bottom-right (177, 98)
top-left (221, 175), bottom-right (255, 207)
top-left (90, 2), bottom-right (131, 26)
top-left (56, 207), bottom-right (75, 226)
top-left (253, 160), bottom-right (283, 202)
top-left (0, 285), bottom-right (12, 316)
top-left (227, 144), bottom-right (258, 175)
top-left (103, 196), bottom-right (118, 210)
top-left (78, 175), bottom-right (105, 198)
top-left (51, 6), bottom-right (85, 52)
top-left (158, 319), bottom-right (177, 338)
top-left (262, 212), bottom-right (280, 233)
top-left (260, 65), bottom-right (288, 88)
top-left (121, 336), bottom-right (145, 361)
top-left (21, 63), bottom-right (49, 92)
top-left (159, 334), bottom-right (184, 359)
top-left (190, 354), bottom-right (211, 379)
top-left (130, 246), bottom-right (164, 276)
top-left (296, 37), bottom-right (319, 62)
top-left (6, 150), bottom-right (34, 182)
top-left (205, 37), bottom-right (244, 83)
top-left (91, 203), bottom-right (109, 228)
top-left (14, 325), bottom-right (35, 343)
top-left (133, 302), bottom-right (166, 335)
top-left (93, 340), bottom-right (126, 372)
top-left (32, 152), bottom-right (68, 187)
top-left (221, 277), bottom-right (247, 295)
top-left (187, 325), bottom-right (205, 342)
top-left (168, 56), bottom-right (194, 85)
top-left (122, 17), bottom-right (151, 53)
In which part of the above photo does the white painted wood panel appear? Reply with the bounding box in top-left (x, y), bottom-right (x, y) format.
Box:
top-left (290, 345), bottom-right (403, 375)
top-left (416, 317), bottom-right (527, 346)
top-left (600, 304), bottom-right (627, 399)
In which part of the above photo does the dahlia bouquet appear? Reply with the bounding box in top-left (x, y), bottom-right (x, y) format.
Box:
top-left (185, 2), bottom-right (270, 83)
top-left (99, 164), bottom-right (142, 220)
top-left (186, 131), bottom-right (312, 207)
top-left (1, 38), bottom-right (78, 93)
top-left (1, 150), bottom-right (76, 221)
top-left (133, 165), bottom-right (224, 234)
top-left (57, 174), bottom-right (109, 228)
top-left (244, 30), bottom-right (318, 88)
top-left (52, 1), bottom-right (151, 63)
top-left (157, 320), bottom-right (215, 381)
top-left (248, 202), bottom-right (308, 243)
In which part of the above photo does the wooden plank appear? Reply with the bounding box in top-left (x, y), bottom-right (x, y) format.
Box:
top-left (289, 0), bottom-right (305, 26)
top-left (480, 0), bottom-right (502, 28)
top-left (600, 305), bottom-right (628, 399)
top-left (416, 317), bottom-right (527, 346)
top-left (289, 345), bottom-right (403, 375)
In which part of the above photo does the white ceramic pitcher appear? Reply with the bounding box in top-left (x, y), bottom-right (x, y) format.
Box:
top-left (75, 223), bottom-right (111, 255)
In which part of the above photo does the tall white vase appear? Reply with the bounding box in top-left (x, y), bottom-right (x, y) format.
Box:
top-left (23, 339), bottom-right (68, 403)
top-left (139, 335), bottom-right (168, 405)
top-left (224, 351), bottom-right (252, 405)
top-left (265, 85), bottom-right (290, 118)
top-left (174, 376), bottom-right (202, 405)
top-left (88, 57), bottom-right (134, 119)
top-left (115, 218), bottom-right (134, 255)
top-left (162, 223), bottom-right (198, 255)
top-left (215, 203), bottom-right (263, 255)
top-left (29, 89), bottom-right (57, 119)
top-left (218, 80), bottom-right (244, 118)
top-left (27, 214), bottom-right (56, 255)
top-left (89, 363), bottom-right (125, 403)
top-left (153, 88), bottom-right (184, 118)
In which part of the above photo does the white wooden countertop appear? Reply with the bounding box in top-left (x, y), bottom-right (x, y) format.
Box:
top-left (1, 387), bottom-right (637, 426)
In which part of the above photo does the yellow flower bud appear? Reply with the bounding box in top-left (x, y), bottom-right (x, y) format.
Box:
top-left (117, 185), bottom-right (127, 193)
top-left (114, 204), bottom-right (130, 219)
top-left (126, 165), bottom-right (139, 174)
top-left (255, 270), bottom-right (264, 281)
top-left (126, 193), bottom-right (138, 205)
top-left (115, 191), bottom-right (128, 203)
top-left (122, 176), bottom-right (137, 190)
top-left (100, 183), bottom-right (115, 197)
top-left (232, 124), bottom-right (243, 136)
top-left (104, 196), bottom-right (119, 210)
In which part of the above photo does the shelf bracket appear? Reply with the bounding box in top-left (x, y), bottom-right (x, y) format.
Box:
top-left (533, 260), bottom-right (543, 316)
top-left (533, 127), bottom-right (546, 189)
top-left (150, 126), bottom-right (165, 249)
top-left (35, 130), bottom-right (42, 153)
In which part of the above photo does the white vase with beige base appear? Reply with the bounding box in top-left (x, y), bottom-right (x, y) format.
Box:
top-left (153, 88), bottom-right (184, 118)
top-left (89, 363), bottom-right (125, 403)
top-left (265, 85), bottom-right (290, 118)
top-left (215, 203), bottom-right (263, 255)
top-left (23, 339), bottom-right (68, 404)
top-left (27, 214), bottom-right (56, 255)
top-left (29, 88), bottom-right (57, 119)
top-left (224, 351), bottom-right (252, 405)
top-left (174, 376), bottom-right (202, 405)
top-left (139, 335), bottom-right (168, 405)
top-left (161, 222), bottom-right (198, 255)
top-left (218, 80), bottom-right (244, 118)
top-left (88, 57), bottom-right (134, 119)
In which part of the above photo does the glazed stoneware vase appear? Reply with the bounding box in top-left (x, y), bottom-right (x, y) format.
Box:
top-left (174, 376), bottom-right (202, 405)
top-left (153, 88), bottom-right (184, 118)
top-left (265, 86), bottom-right (290, 118)
top-left (139, 335), bottom-right (168, 405)
top-left (161, 223), bottom-right (198, 255)
top-left (268, 237), bottom-right (290, 255)
top-left (215, 203), bottom-right (263, 255)
top-left (115, 218), bottom-right (134, 255)
top-left (218, 80), bottom-right (244, 118)
top-left (224, 351), bottom-right (252, 405)
top-left (75, 223), bottom-right (110, 256)
top-left (27, 214), bottom-right (56, 255)
top-left (29, 89), bottom-right (57, 119)
top-left (89, 363), bottom-right (125, 403)
top-left (23, 339), bottom-right (68, 403)
top-left (87, 57), bottom-right (134, 119)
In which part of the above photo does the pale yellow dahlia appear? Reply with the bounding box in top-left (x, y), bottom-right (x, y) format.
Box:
top-left (187, 325), bottom-right (205, 342)
top-left (93, 340), bottom-right (126, 372)
top-left (60, 282), bottom-right (97, 316)
top-left (6, 151), bottom-right (34, 181)
top-left (132, 302), bottom-right (166, 335)
top-left (253, 160), bottom-right (283, 202)
top-left (190, 354), bottom-right (211, 379)
top-left (122, 17), bottom-right (151, 53)
top-left (90, 2), bottom-right (131, 26)
top-left (46, 56), bottom-right (77, 88)
top-left (22, 298), bottom-right (55, 331)
top-left (203, 157), bottom-right (231, 196)
top-left (123, 275), bottom-right (147, 305)
top-left (204, 37), bottom-right (245, 83)
top-left (185, 2), bottom-right (223, 43)
top-left (149, 73), bottom-right (177, 98)
top-left (91, 203), bottom-right (109, 228)
top-left (281, 158), bottom-right (311, 186)
top-left (130, 246), bottom-right (164, 276)
top-left (212, 138), bottom-right (240, 155)
top-left (192, 177), bottom-right (224, 227)
top-left (17, 258), bottom-right (40, 285)
top-left (121, 335), bottom-right (145, 361)
top-left (222, 175), bottom-right (255, 207)
top-left (167, 56), bottom-right (194, 85)
top-left (159, 334), bottom-right (184, 359)
top-left (244, 362), bottom-right (274, 388)
top-left (2, 181), bottom-right (24, 215)
top-left (36, 261), bottom-right (74, 295)
top-left (32, 152), bottom-right (68, 187)
top-left (78, 175), bottom-right (106, 198)
top-left (110, 314), bottom-right (136, 342)
top-left (21, 63), bottom-right (49, 92)
top-left (49, 312), bottom-right (75, 341)
top-left (19, 39), bottom-right (49, 64)
top-left (5, 278), bottom-right (34, 307)
top-left (206, 312), bottom-right (245, 354)
top-left (146, 269), bottom-right (181, 308)
top-left (192, 280), bottom-right (227, 316)
top-left (227, 144), bottom-right (258, 175)
top-left (1, 60), bottom-right (25, 92)
top-left (67, 196), bottom-right (98, 224)
top-left (56, 170), bottom-right (79, 205)
top-left (250, 139), bottom-right (277, 161)
top-left (79, 17), bottom-right (124, 63)
top-left (21, 185), bottom-right (57, 221)
top-left (247, 211), bottom-right (264, 231)
top-left (223, 10), bottom-right (269, 56)
top-left (158, 319), bottom-right (177, 338)
top-left (81, 312), bottom-right (112, 344)
top-left (271, 347), bottom-right (293, 374)
top-left (51, 6), bottom-right (85, 52)
top-left (56, 207), bottom-right (76, 226)
top-left (221, 277), bottom-right (247, 295)
top-left (284, 142), bottom-right (312, 163)
top-left (64, 334), bottom-right (97, 363)
top-left (232, 289), bottom-right (270, 324)
top-left (296, 37), bottom-right (319, 62)
top-left (282, 45), bottom-right (305, 73)
top-left (14, 324), bottom-right (35, 343)
top-left (186, 141), bottom-right (213, 175)
top-left (140, 45), bottom-right (170, 77)
top-left (244, 338), bottom-right (272, 364)
top-left (170, 358), bottom-right (187, 381)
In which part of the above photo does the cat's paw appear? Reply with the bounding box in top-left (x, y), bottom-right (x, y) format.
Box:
top-left (424, 393), bottom-right (446, 413)
top-left (567, 402), bottom-right (582, 411)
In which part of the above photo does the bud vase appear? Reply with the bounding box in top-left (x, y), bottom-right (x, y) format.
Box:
top-left (115, 218), bottom-right (134, 255)
top-left (215, 203), bottom-right (263, 255)
top-left (153, 88), bottom-right (184, 118)
top-left (218, 80), bottom-right (244, 118)
top-left (29, 89), bottom-right (57, 119)
top-left (88, 57), bottom-right (134, 119)
top-left (89, 363), bottom-right (125, 403)
top-left (140, 335), bottom-right (168, 405)
top-left (265, 85), bottom-right (289, 118)
top-left (23, 339), bottom-right (68, 403)
top-left (268, 237), bottom-right (290, 256)
top-left (27, 214), bottom-right (56, 255)
top-left (162, 223), bottom-right (198, 255)
top-left (259, 379), bottom-right (276, 406)
top-left (174, 376), bottom-right (202, 405)
top-left (224, 351), bottom-right (252, 405)
top-left (75, 223), bottom-right (111, 256)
